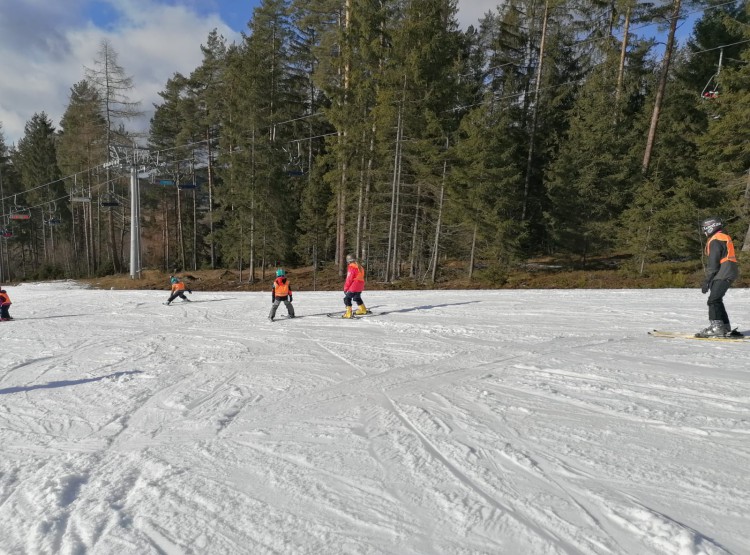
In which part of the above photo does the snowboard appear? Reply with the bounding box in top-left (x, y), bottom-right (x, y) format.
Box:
top-left (649, 329), bottom-right (748, 341)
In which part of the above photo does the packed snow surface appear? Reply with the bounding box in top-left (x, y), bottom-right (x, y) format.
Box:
top-left (0, 282), bottom-right (748, 555)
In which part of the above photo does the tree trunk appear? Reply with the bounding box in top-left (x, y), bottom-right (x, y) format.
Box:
top-left (107, 208), bottom-right (120, 273)
top-left (249, 128), bottom-right (256, 283)
top-left (385, 76), bottom-right (406, 282)
top-left (522, 0), bottom-right (550, 222)
top-left (206, 127), bottom-right (216, 268)
top-left (642, 0), bottom-right (681, 174)
top-left (743, 169), bottom-right (750, 252)
top-left (409, 184), bottom-right (421, 279)
top-left (614, 6), bottom-right (631, 112)
top-left (469, 220), bottom-right (478, 280)
top-left (430, 156), bottom-right (447, 284)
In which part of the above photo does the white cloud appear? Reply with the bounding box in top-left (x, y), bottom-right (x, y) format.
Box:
top-left (456, 0), bottom-right (501, 30)
top-left (0, 0), bottom-right (500, 146)
top-left (0, 0), bottom-right (240, 146)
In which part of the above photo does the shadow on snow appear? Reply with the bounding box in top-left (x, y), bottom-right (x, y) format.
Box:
top-left (0, 370), bottom-right (143, 395)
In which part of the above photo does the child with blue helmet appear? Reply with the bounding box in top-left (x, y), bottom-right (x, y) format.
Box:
top-left (166, 275), bottom-right (192, 305)
top-left (268, 269), bottom-right (295, 321)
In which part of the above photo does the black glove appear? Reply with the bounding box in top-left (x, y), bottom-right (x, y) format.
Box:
top-left (271, 298), bottom-right (275, 304)
top-left (188, 290), bottom-right (192, 294)
top-left (289, 295), bottom-right (293, 302)
top-left (701, 281), bottom-right (711, 294)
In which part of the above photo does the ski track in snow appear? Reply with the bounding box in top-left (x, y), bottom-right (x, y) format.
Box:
top-left (0, 282), bottom-right (748, 554)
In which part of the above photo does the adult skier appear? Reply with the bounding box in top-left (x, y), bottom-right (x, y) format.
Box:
top-left (696, 217), bottom-right (740, 337)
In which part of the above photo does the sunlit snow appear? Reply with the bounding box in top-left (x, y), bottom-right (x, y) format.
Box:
top-left (1, 281), bottom-right (748, 554)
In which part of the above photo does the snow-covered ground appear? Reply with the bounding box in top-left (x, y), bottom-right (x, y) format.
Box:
top-left (1, 281), bottom-right (748, 555)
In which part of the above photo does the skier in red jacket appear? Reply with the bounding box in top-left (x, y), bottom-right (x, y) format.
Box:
top-left (342, 254), bottom-right (368, 319)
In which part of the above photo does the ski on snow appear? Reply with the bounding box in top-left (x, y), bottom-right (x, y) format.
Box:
top-left (649, 329), bottom-right (748, 341)
top-left (326, 311), bottom-right (376, 319)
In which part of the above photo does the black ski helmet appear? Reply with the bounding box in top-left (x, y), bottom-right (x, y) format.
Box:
top-left (701, 217), bottom-right (723, 237)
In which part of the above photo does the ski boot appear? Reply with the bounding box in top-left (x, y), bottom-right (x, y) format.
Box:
top-left (695, 320), bottom-right (729, 338)
top-left (342, 307), bottom-right (353, 319)
top-left (355, 304), bottom-right (370, 315)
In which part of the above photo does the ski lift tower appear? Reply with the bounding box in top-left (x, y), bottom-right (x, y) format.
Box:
top-left (107, 144), bottom-right (155, 279)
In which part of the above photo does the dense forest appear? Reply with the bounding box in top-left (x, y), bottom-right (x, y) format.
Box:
top-left (1, 0), bottom-right (749, 285)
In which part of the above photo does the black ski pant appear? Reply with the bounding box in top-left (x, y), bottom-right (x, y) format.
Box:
top-left (269, 299), bottom-right (294, 319)
top-left (343, 291), bottom-right (363, 307)
top-left (167, 291), bottom-right (189, 303)
top-left (0, 305), bottom-right (10, 319)
top-left (707, 279), bottom-right (732, 325)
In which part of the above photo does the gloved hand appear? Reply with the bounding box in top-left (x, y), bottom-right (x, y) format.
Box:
top-left (271, 298), bottom-right (275, 304)
top-left (701, 281), bottom-right (710, 294)
top-left (289, 295), bottom-right (293, 302)
top-left (188, 291), bottom-right (192, 294)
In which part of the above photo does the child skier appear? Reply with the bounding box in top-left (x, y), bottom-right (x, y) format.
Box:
top-left (269, 269), bottom-right (295, 321)
top-left (697, 217), bottom-right (739, 337)
top-left (166, 276), bottom-right (192, 305)
top-left (0, 288), bottom-right (12, 321)
top-left (342, 254), bottom-right (368, 319)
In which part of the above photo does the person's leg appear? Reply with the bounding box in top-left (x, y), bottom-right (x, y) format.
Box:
top-left (284, 300), bottom-right (295, 317)
top-left (269, 299), bottom-right (281, 320)
top-left (354, 292), bottom-right (368, 314)
top-left (708, 279), bottom-right (731, 328)
top-left (166, 292), bottom-right (178, 304)
top-left (343, 292), bottom-right (354, 318)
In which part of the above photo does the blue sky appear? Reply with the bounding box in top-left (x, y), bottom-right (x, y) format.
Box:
top-left (84, 0), bottom-right (257, 31)
top-left (0, 0), bottom-right (502, 146)
top-left (0, 0), bottom-right (702, 147)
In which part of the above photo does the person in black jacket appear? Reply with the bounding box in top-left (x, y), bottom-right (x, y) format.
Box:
top-left (697, 217), bottom-right (740, 337)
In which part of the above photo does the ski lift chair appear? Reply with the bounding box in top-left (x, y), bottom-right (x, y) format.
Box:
top-left (701, 81), bottom-right (719, 99)
top-left (100, 192), bottom-right (120, 207)
top-left (0, 228), bottom-right (13, 238)
top-left (701, 49), bottom-right (723, 101)
top-left (9, 206), bottom-right (31, 220)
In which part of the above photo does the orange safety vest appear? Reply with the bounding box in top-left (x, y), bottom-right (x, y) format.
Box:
top-left (706, 232), bottom-right (737, 263)
top-left (0, 291), bottom-right (10, 305)
top-left (172, 281), bottom-right (186, 292)
top-left (274, 277), bottom-right (290, 297)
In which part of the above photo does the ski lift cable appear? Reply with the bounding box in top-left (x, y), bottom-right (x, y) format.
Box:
top-left (446, 32), bottom-right (750, 115)
top-left (690, 38), bottom-right (750, 56)
top-left (0, 177), bottom-right (121, 220)
top-left (1, 137), bottom-right (213, 204)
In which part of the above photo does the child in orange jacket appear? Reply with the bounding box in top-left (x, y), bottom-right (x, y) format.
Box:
top-left (166, 276), bottom-right (192, 305)
top-left (0, 288), bottom-right (12, 320)
top-left (269, 269), bottom-right (295, 321)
